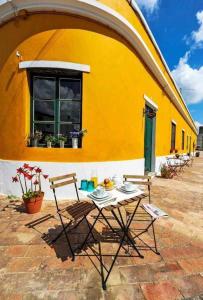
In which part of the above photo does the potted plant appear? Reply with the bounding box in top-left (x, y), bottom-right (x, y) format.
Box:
top-left (175, 149), bottom-right (179, 158)
top-left (45, 135), bottom-right (57, 148)
top-left (70, 129), bottom-right (87, 149)
top-left (28, 130), bottom-right (42, 147)
top-left (58, 135), bottom-right (67, 148)
top-left (12, 163), bottom-right (49, 214)
top-left (195, 151), bottom-right (200, 157)
top-left (160, 164), bottom-right (173, 179)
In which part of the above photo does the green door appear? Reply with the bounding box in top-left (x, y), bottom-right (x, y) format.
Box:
top-left (144, 106), bottom-right (154, 172)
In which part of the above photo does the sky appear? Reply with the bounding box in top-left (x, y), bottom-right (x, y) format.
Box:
top-left (135, 0), bottom-right (203, 131)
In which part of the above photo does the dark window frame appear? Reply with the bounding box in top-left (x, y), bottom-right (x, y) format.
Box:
top-left (182, 130), bottom-right (185, 150)
top-left (29, 69), bottom-right (83, 148)
top-left (171, 122), bottom-right (176, 151)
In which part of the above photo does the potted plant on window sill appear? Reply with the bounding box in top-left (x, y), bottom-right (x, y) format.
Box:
top-left (58, 135), bottom-right (67, 148)
top-left (45, 135), bottom-right (57, 148)
top-left (70, 129), bottom-right (87, 149)
top-left (12, 164), bottom-right (49, 214)
top-left (28, 130), bottom-right (42, 147)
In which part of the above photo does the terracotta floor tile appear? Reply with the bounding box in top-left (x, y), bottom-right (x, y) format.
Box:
top-left (141, 281), bottom-right (183, 300)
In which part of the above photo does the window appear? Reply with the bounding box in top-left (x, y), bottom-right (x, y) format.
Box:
top-left (171, 122), bottom-right (176, 151)
top-left (30, 70), bottom-right (82, 147)
top-left (182, 130), bottom-right (185, 150)
top-left (186, 136), bottom-right (189, 150)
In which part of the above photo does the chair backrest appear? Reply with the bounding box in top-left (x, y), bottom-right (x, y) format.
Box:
top-left (123, 175), bottom-right (152, 186)
top-left (123, 175), bottom-right (152, 203)
top-left (49, 173), bottom-right (79, 210)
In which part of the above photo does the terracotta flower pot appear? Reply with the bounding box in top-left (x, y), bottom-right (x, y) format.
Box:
top-left (23, 192), bottom-right (44, 214)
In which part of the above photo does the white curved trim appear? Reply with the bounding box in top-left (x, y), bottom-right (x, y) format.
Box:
top-left (172, 120), bottom-right (177, 125)
top-left (19, 60), bottom-right (90, 72)
top-left (144, 94), bottom-right (158, 111)
top-left (0, 0), bottom-right (197, 133)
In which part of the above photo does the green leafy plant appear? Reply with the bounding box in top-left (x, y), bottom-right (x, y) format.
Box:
top-left (45, 135), bottom-right (57, 145)
top-left (58, 135), bottom-right (67, 142)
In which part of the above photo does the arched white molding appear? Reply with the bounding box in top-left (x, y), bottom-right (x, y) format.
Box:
top-left (0, 0), bottom-right (197, 133)
top-left (19, 60), bottom-right (90, 72)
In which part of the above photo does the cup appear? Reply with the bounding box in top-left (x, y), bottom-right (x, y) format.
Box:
top-left (94, 186), bottom-right (105, 197)
top-left (87, 181), bottom-right (95, 192)
top-left (124, 182), bottom-right (135, 191)
top-left (80, 180), bottom-right (88, 191)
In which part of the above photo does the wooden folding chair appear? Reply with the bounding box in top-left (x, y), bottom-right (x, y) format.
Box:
top-left (49, 173), bottom-right (95, 261)
top-left (122, 175), bottom-right (160, 256)
top-left (123, 175), bottom-right (152, 203)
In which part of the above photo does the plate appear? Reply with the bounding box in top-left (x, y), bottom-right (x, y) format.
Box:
top-left (88, 194), bottom-right (112, 202)
top-left (91, 191), bottom-right (110, 199)
top-left (119, 186), bottom-right (138, 194)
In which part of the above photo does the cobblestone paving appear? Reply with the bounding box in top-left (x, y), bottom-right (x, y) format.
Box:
top-left (0, 155), bottom-right (203, 299)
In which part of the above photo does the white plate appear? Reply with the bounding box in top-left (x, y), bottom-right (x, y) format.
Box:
top-left (90, 191), bottom-right (110, 199)
top-left (119, 186), bottom-right (138, 194)
top-left (89, 194), bottom-right (113, 202)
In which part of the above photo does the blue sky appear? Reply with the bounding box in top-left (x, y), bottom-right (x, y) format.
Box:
top-left (136, 0), bottom-right (203, 130)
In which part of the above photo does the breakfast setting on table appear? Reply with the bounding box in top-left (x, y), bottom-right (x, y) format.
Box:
top-left (78, 175), bottom-right (144, 208)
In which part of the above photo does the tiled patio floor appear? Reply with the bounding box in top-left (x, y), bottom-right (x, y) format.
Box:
top-left (0, 155), bottom-right (203, 300)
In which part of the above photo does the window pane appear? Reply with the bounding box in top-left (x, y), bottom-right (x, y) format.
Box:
top-left (60, 124), bottom-right (80, 136)
top-left (59, 79), bottom-right (81, 100)
top-left (33, 77), bottom-right (56, 100)
top-left (34, 101), bottom-right (54, 121)
top-left (34, 123), bottom-right (54, 142)
top-left (60, 101), bottom-right (81, 122)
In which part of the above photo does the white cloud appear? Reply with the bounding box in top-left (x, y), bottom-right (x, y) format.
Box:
top-left (194, 121), bottom-right (202, 132)
top-left (135, 0), bottom-right (160, 13)
top-left (172, 52), bottom-right (203, 104)
top-left (192, 10), bottom-right (203, 45)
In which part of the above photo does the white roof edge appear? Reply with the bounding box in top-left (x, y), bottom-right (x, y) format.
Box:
top-left (19, 60), bottom-right (90, 73)
top-left (127, 0), bottom-right (196, 129)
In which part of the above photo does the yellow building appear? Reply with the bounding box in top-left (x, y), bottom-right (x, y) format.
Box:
top-left (0, 0), bottom-right (197, 198)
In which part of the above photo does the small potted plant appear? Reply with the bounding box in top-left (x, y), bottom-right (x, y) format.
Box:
top-left (70, 129), bottom-right (87, 149)
top-left (58, 135), bottom-right (67, 148)
top-left (160, 164), bottom-right (173, 179)
top-left (12, 164), bottom-right (49, 214)
top-left (28, 130), bottom-right (42, 147)
top-left (45, 135), bottom-right (57, 148)
top-left (175, 149), bottom-right (179, 158)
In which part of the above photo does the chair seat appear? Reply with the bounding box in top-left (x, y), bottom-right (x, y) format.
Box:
top-left (58, 201), bottom-right (95, 222)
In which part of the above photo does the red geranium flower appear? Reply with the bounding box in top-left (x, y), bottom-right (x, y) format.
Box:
top-left (28, 166), bottom-right (35, 171)
top-left (17, 167), bottom-right (24, 174)
top-left (43, 174), bottom-right (49, 179)
top-left (35, 167), bottom-right (42, 173)
top-left (12, 176), bottom-right (19, 182)
top-left (33, 180), bottom-right (39, 185)
top-left (23, 163), bottom-right (30, 169)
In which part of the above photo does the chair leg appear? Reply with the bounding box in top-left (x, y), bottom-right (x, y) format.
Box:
top-left (58, 214), bottom-right (75, 261)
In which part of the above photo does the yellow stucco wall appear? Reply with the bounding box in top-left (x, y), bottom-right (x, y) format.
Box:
top-left (0, 12), bottom-right (196, 163)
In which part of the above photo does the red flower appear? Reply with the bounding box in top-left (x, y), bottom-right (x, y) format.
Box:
top-left (33, 180), bottom-right (39, 185)
top-left (23, 163), bottom-right (30, 169)
top-left (43, 174), bottom-right (49, 179)
top-left (28, 166), bottom-right (35, 171)
top-left (25, 174), bottom-right (34, 180)
top-left (35, 167), bottom-right (42, 173)
top-left (12, 176), bottom-right (19, 182)
top-left (17, 167), bottom-right (24, 174)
